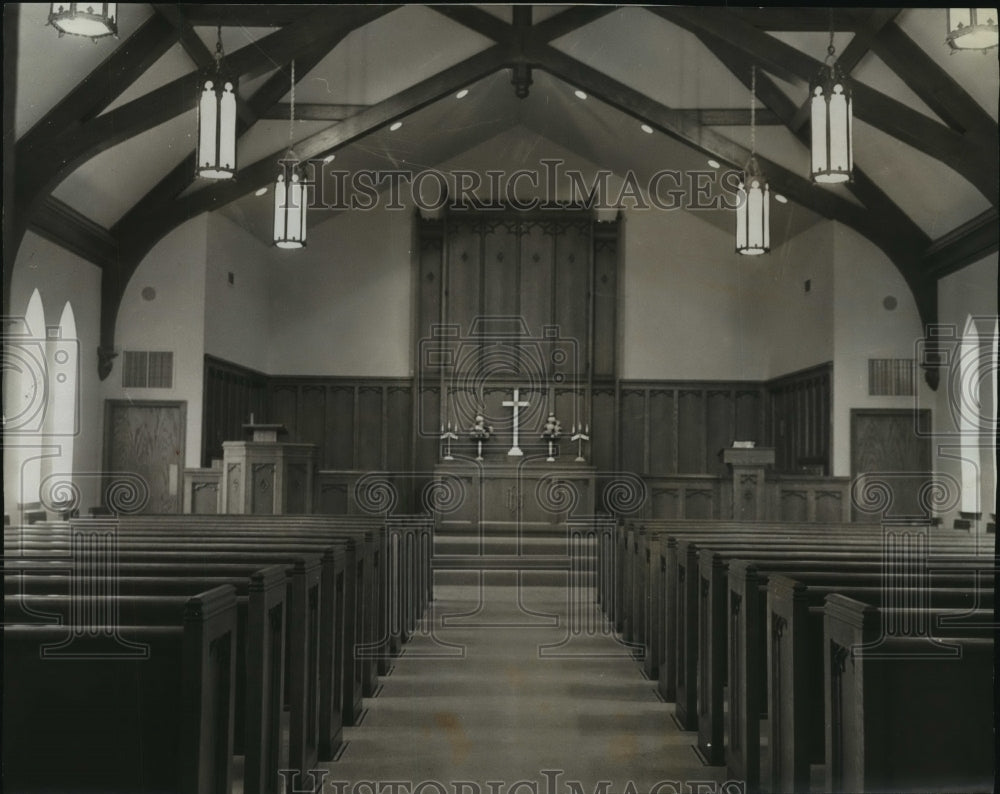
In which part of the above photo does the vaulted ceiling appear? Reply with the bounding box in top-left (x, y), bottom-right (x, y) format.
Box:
top-left (5, 5), bottom-right (998, 380)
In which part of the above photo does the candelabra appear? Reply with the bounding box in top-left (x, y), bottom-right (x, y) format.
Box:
top-left (440, 422), bottom-right (458, 461)
top-left (570, 423), bottom-right (590, 462)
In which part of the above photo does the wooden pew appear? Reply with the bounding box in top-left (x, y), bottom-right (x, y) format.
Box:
top-left (688, 535), bottom-right (983, 760)
top-left (824, 594), bottom-right (995, 794)
top-left (672, 534), bottom-right (887, 735)
top-left (6, 542), bottom-right (331, 779)
top-left (768, 571), bottom-right (994, 794)
top-left (6, 567), bottom-right (288, 794)
top-left (20, 518), bottom-right (376, 715)
top-left (110, 514), bottom-right (400, 681)
top-left (725, 558), bottom-right (992, 791)
top-left (3, 585), bottom-right (238, 794)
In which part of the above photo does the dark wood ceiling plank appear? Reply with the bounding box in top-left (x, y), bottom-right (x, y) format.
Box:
top-left (263, 103), bottom-right (370, 122)
top-left (530, 6), bottom-right (618, 42)
top-left (100, 44), bottom-right (514, 368)
top-left (17, 6), bottom-right (395, 243)
top-left (18, 13), bottom-right (176, 151)
top-left (698, 28), bottom-right (935, 324)
top-left (649, 5), bottom-right (994, 201)
top-left (29, 197), bottom-right (119, 270)
top-left (722, 8), bottom-right (872, 32)
top-left (152, 3), bottom-right (256, 127)
top-left (114, 10), bottom-right (393, 241)
top-left (432, 6), bottom-right (516, 46)
top-left (870, 21), bottom-right (998, 137)
top-left (173, 5), bottom-right (315, 27)
top-left (533, 40), bottom-right (939, 329)
top-left (922, 208), bottom-right (999, 279)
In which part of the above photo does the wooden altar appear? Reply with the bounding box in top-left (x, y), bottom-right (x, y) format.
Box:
top-left (434, 459), bottom-right (595, 526)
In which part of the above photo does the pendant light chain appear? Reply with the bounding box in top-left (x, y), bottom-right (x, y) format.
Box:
top-left (750, 64), bottom-right (756, 159)
top-left (289, 60), bottom-right (296, 145)
top-left (215, 25), bottom-right (223, 66)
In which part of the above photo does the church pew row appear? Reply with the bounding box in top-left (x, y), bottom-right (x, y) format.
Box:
top-left (767, 574), bottom-right (995, 793)
top-left (610, 519), bottom-right (979, 640)
top-left (609, 520), bottom-right (881, 638)
top-left (3, 585), bottom-right (238, 794)
top-left (95, 512), bottom-right (433, 657)
top-left (621, 524), bottom-right (992, 794)
top-left (677, 537), bottom-right (985, 753)
top-left (726, 560), bottom-right (995, 793)
top-left (5, 565), bottom-right (288, 794)
top-left (5, 549), bottom-right (328, 793)
top-left (5, 510), bottom-right (431, 663)
top-left (824, 595), bottom-right (995, 794)
top-left (10, 514), bottom-right (434, 735)
top-left (621, 521), bottom-right (981, 693)
top-left (18, 516), bottom-right (386, 693)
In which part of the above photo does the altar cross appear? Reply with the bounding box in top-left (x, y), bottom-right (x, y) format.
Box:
top-left (503, 388), bottom-right (529, 456)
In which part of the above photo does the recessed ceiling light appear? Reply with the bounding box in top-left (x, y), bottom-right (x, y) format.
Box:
top-left (775, 194), bottom-right (788, 204)
top-left (640, 124), bottom-right (654, 134)
top-left (389, 121), bottom-right (403, 131)
top-left (456, 89), bottom-right (469, 99)
top-left (707, 159), bottom-right (721, 169)
top-left (574, 89), bottom-right (587, 100)
top-left (254, 187), bottom-right (268, 197)
top-left (322, 154), bottom-right (335, 164)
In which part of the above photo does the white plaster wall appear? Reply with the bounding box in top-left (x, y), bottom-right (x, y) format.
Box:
top-left (265, 203), bottom-right (414, 376)
top-left (830, 222), bottom-right (929, 477)
top-left (204, 213), bottom-right (272, 372)
top-left (107, 216), bottom-right (209, 470)
top-left (620, 207), bottom-right (767, 380)
top-left (749, 222), bottom-right (835, 379)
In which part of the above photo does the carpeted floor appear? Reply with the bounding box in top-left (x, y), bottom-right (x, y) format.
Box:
top-left (311, 571), bottom-right (731, 794)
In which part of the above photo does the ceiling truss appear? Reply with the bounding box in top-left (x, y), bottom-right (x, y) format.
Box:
top-left (5, 5), bottom-right (997, 383)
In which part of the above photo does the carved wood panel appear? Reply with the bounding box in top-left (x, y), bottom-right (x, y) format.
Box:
top-left (104, 400), bottom-right (185, 514)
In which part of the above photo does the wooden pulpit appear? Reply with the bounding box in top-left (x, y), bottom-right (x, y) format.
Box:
top-left (220, 423), bottom-right (317, 514)
top-left (723, 446), bottom-right (775, 521)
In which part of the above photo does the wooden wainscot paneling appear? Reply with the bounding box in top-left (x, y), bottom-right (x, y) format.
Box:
top-left (201, 356), bottom-right (267, 466)
top-left (617, 381), bottom-right (767, 478)
top-left (646, 475), bottom-right (722, 519)
top-left (770, 475), bottom-right (853, 523)
top-left (766, 362), bottom-right (832, 475)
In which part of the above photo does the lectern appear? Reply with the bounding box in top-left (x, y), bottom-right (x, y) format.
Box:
top-left (723, 446), bottom-right (775, 521)
top-left (220, 423), bottom-right (317, 514)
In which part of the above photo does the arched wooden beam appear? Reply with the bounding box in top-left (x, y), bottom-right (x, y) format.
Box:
top-left (96, 45), bottom-right (514, 379)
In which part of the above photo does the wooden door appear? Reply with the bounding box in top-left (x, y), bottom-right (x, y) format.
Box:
top-left (104, 400), bottom-right (185, 513)
top-left (851, 409), bottom-right (932, 521)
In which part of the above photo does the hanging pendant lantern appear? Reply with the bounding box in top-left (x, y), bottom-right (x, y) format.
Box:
top-left (273, 61), bottom-right (306, 249)
top-left (274, 154), bottom-right (307, 249)
top-left (810, 32), bottom-right (854, 184)
top-left (946, 9), bottom-right (999, 51)
top-left (197, 27), bottom-right (238, 180)
top-left (736, 65), bottom-right (770, 256)
top-left (48, 3), bottom-right (117, 39)
top-left (736, 156), bottom-right (770, 256)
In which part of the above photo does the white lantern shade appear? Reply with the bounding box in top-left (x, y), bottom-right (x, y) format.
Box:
top-left (947, 8), bottom-right (999, 50)
top-left (736, 168), bottom-right (770, 256)
top-left (810, 67), bottom-right (854, 184)
top-left (197, 76), bottom-right (238, 179)
top-left (49, 2), bottom-right (117, 38)
top-left (274, 167), bottom-right (307, 249)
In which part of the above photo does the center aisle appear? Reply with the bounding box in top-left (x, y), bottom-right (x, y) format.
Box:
top-left (320, 571), bottom-right (731, 794)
